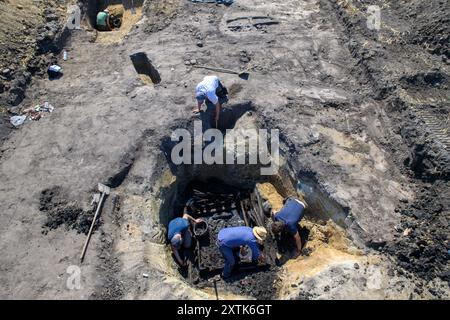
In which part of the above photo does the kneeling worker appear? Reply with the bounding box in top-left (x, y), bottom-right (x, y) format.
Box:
top-left (271, 197), bottom-right (306, 254)
top-left (168, 205), bottom-right (202, 267)
top-left (194, 75), bottom-right (228, 132)
top-left (96, 9), bottom-right (112, 31)
top-left (217, 226), bottom-right (267, 278)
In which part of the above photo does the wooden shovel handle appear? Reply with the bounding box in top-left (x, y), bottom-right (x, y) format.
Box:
top-left (80, 192), bottom-right (105, 262)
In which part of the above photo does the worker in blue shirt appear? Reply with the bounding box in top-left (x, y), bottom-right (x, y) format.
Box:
top-left (217, 226), bottom-right (267, 278)
top-left (168, 201), bottom-right (202, 267)
top-left (271, 197), bottom-right (306, 254)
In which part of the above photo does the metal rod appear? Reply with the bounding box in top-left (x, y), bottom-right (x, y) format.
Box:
top-left (213, 280), bottom-right (219, 300)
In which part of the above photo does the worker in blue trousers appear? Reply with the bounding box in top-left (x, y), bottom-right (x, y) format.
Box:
top-left (270, 197), bottom-right (307, 254)
top-left (217, 226), bottom-right (267, 279)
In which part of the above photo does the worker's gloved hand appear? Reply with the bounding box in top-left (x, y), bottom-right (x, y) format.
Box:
top-left (192, 107), bottom-right (200, 114)
top-left (194, 218), bottom-right (203, 224)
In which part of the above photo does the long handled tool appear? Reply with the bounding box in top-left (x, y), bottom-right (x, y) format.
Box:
top-left (193, 65), bottom-right (249, 80)
top-left (209, 275), bottom-right (220, 300)
top-left (80, 183), bottom-right (110, 262)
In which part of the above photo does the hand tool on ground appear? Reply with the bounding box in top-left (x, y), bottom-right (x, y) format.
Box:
top-left (208, 275), bottom-right (221, 300)
top-left (193, 65), bottom-right (250, 80)
top-left (80, 183), bottom-right (110, 263)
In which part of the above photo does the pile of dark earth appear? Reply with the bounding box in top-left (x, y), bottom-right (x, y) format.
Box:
top-left (323, 0), bottom-right (450, 289)
top-left (39, 186), bottom-right (97, 235)
top-left (179, 180), bottom-right (281, 299)
top-left (385, 182), bottom-right (450, 286)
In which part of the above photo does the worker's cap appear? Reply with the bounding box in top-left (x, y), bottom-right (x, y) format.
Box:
top-left (195, 92), bottom-right (206, 103)
top-left (171, 234), bottom-right (183, 249)
top-left (253, 227), bottom-right (267, 242)
top-left (104, 8), bottom-right (109, 13)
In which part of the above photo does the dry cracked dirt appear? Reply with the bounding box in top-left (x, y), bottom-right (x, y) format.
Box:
top-left (0, 0), bottom-right (449, 300)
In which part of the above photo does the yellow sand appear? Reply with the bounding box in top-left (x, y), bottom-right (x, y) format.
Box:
top-left (256, 182), bottom-right (285, 212)
top-left (139, 74), bottom-right (154, 86)
top-left (255, 182), bottom-right (363, 297)
top-left (96, 5), bottom-right (143, 44)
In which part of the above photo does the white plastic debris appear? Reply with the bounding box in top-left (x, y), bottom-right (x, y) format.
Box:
top-left (48, 64), bottom-right (62, 73)
top-left (10, 115), bottom-right (26, 127)
top-left (42, 102), bottom-right (54, 113)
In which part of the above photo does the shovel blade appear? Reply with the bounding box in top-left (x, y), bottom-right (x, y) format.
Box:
top-left (98, 183), bottom-right (111, 195)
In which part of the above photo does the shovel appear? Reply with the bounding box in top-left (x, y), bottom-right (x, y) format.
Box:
top-left (193, 65), bottom-right (249, 80)
top-left (80, 183), bottom-right (110, 263)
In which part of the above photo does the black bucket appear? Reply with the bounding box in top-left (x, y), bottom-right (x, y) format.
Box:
top-left (193, 220), bottom-right (209, 238)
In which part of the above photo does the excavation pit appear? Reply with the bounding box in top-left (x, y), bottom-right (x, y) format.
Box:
top-left (172, 178), bottom-right (283, 299)
top-left (153, 111), bottom-right (363, 299)
top-left (85, 0), bottom-right (144, 43)
top-left (156, 156), bottom-right (360, 299)
top-left (130, 52), bottom-right (161, 85)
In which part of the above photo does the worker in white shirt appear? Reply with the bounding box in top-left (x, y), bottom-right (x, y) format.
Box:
top-left (194, 75), bottom-right (228, 132)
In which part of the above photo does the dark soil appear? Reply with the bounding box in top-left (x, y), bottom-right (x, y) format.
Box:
top-left (142, 0), bottom-right (180, 34)
top-left (324, 0), bottom-right (450, 286)
top-left (386, 181), bottom-right (450, 283)
top-left (40, 186), bottom-right (98, 235)
top-left (179, 180), bottom-right (281, 299)
top-left (90, 195), bottom-right (125, 300)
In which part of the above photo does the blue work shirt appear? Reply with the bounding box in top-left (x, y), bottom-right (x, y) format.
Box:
top-left (275, 198), bottom-right (305, 235)
top-left (168, 217), bottom-right (189, 240)
top-left (218, 226), bottom-right (260, 261)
